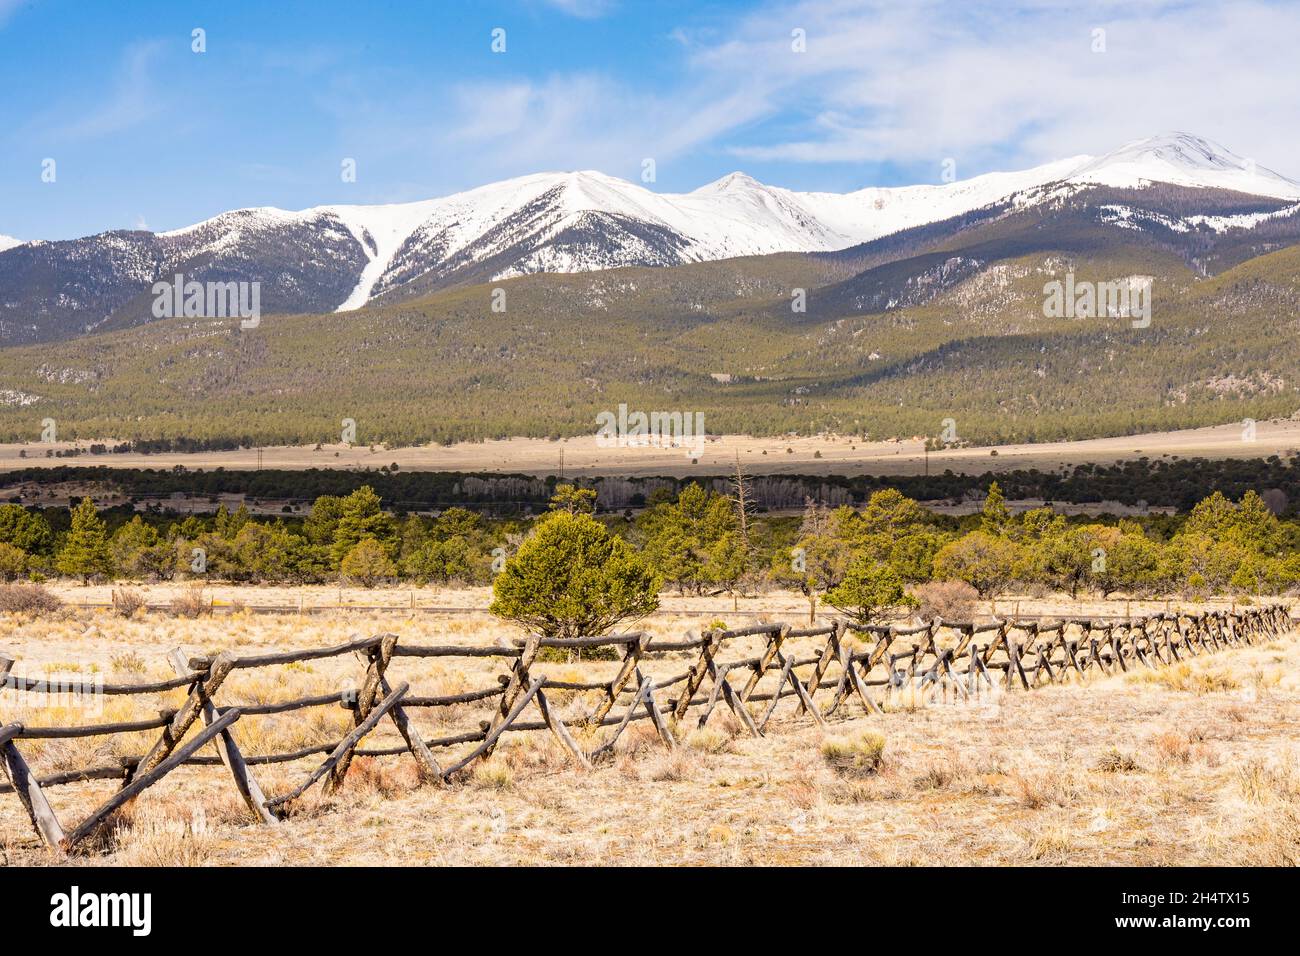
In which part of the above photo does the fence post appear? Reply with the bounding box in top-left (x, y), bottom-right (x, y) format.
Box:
top-left (167, 649), bottom-right (277, 825)
top-left (128, 651), bottom-right (235, 788)
top-left (1, 728), bottom-right (67, 857)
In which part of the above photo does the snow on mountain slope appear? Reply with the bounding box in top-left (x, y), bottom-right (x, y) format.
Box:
top-left (1067, 132), bottom-right (1300, 200)
top-left (317, 200), bottom-right (444, 310)
top-left (777, 156), bottom-right (1091, 246)
top-left (326, 159), bottom-right (1096, 308)
top-left (8, 131), bottom-right (1298, 334)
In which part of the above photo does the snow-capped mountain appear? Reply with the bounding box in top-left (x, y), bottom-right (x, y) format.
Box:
top-left (1067, 133), bottom-right (1300, 198)
top-left (0, 235), bottom-right (22, 253)
top-left (2, 132), bottom-right (1297, 345)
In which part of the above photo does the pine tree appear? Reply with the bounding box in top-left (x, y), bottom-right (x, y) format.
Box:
top-left (979, 482), bottom-right (1011, 535)
top-left (56, 497), bottom-right (113, 584)
top-left (549, 483), bottom-right (597, 514)
top-left (330, 486), bottom-right (395, 567)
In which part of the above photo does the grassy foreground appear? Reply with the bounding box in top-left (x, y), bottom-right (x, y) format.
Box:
top-left (1, 596), bottom-right (1296, 866)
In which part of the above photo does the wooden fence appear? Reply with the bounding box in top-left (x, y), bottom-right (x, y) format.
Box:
top-left (0, 605), bottom-right (1291, 858)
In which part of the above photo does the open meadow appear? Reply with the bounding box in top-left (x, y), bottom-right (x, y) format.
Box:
top-left (2, 589), bottom-right (1296, 867)
top-left (4, 418), bottom-right (1300, 479)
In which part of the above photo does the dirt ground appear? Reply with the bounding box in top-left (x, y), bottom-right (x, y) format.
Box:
top-left (1, 594), bottom-right (1297, 867)
top-left (2, 417), bottom-right (1298, 478)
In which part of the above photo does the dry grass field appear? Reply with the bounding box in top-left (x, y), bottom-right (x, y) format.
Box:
top-left (3, 417), bottom-right (1300, 478)
top-left (1, 591), bottom-right (1297, 867)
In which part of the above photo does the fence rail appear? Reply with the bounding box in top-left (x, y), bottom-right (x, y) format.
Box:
top-left (0, 605), bottom-right (1291, 858)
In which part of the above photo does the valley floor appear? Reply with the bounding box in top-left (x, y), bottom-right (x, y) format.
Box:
top-left (2, 417), bottom-right (1299, 478)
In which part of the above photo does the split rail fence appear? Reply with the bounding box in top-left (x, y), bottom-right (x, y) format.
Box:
top-left (0, 605), bottom-right (1290, 857)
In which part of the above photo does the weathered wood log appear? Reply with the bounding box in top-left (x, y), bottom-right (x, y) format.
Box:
top-left (483, 634), bottom-right (541, 761)
top-left (127, 652), bottom-right (235, 789)
top-left (3, 670), bottom-right (204, 696)
top-left (14, 715), bottom-right (173, 739)
top-left (670, 629), bottom-right (722, 731)
top-left (0, 722), bottom-right (24, 749)
top-left (168, 649), bottom-right (277, 826)
top-left (1, 737), bottom-right (67, 856)
top-left (843, 651), bottom-right (884, 716)
top-left (327, 633), bottom-right (398, 793)
top-left (265, 684), bottom-right (408, 812)
top-left (63, 708), bottom-right (241, 852)
top-left (0, 762), bottom-right (130, 793)
top-left (704, 657), bottom-right (761, 736)
top-left (378, 674), bottom-right (442, 783)
top-left (640, 676), bottom-right (676, 750)
top-left (216, 690), bottom-right (348, 716)
top-left (189, 636), bottom-right (382, 671)
top-left (402, 686), bottom-right (504, 707)
top-left (737, 624), bottom-right (789, 705)
top-left (780, 657), bottom-right (825, 726)
top-left (757, 655), bottom-right (797, 731)
top-left (520, 632), bottom-right (644, 649)
top-left (590, 679), bottom-right (653, 760)
top-left (797, 621), bottom-right (841, 717)
top-left (535, 687), bottom-right (592, 769)
top-left (587, 633), bottom-right (645, 726)
top-left (393, 643), bottom-right (522, 659)
top-left (441, 677), bottom-right (543, 779)
top-left (693, 661), bottom-right (733, 729)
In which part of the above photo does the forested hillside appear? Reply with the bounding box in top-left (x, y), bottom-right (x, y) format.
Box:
top-left (1, 187), bottom-right (1297, 449)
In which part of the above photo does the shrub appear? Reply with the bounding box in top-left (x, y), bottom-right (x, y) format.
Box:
top-left (820, 730), bottom-right (886, 777)
top-left (0, 542), bottom-right (27, 581)
top-left (490, 511), bottom-right (659, 638)
top-left (911, 580), bottom-right (979, 622)
top-left (1093, 748), bottom-right (1142, 773)
top-left (170, 587), bottom-right (210, 618)
top-left (111, 588), bottom-right (148, 619)
top-left (824, 558), bottom-right (914, 626)
top-left (933, 531), bottom-right (1019, 597)
top-left (340, 538), bottom-right (396, 588)
top-left (0, 582), bottom-right (62, 614)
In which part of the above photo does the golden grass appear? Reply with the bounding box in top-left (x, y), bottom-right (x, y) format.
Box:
top-left (0, 595), bottom-right (1296, 866)
top-left (820, 731), bottom-right (886, 778)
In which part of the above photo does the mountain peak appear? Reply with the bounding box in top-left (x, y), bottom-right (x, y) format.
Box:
top-left (1069, 132), bottom-right (1300, 199)
top-left (695, 171), bottom-right (766, 194)
top-left (0, 234), bottom-right (22, 253)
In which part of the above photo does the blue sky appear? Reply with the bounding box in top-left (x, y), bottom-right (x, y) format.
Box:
top-left (2, 0), bottom-right (1299, 240)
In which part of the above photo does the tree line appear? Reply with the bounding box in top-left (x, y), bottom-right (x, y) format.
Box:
top-left (5, 453), bottom-right (1300, 513)
top-left (2, 482), bottom-right (1297, 617)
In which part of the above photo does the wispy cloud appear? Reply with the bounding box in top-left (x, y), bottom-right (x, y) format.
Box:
top-left (703, 0), bottom-right (1300, 176)
top-left (33, 40), bottom-right (170, 143)
top-left (541, 0), bottom-right (616, 19)
top-left (396, 0), bottom-right (1300, 188)
top-left (0, 0), bottom-right (28, 29)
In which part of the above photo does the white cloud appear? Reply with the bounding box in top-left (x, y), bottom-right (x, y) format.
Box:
top-left (419, 0), bottom-right (1300, 187)
top-left (312, 0), bottom-right (1300, 198)
top-left (702, 0), bottom-right (1300, 178)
